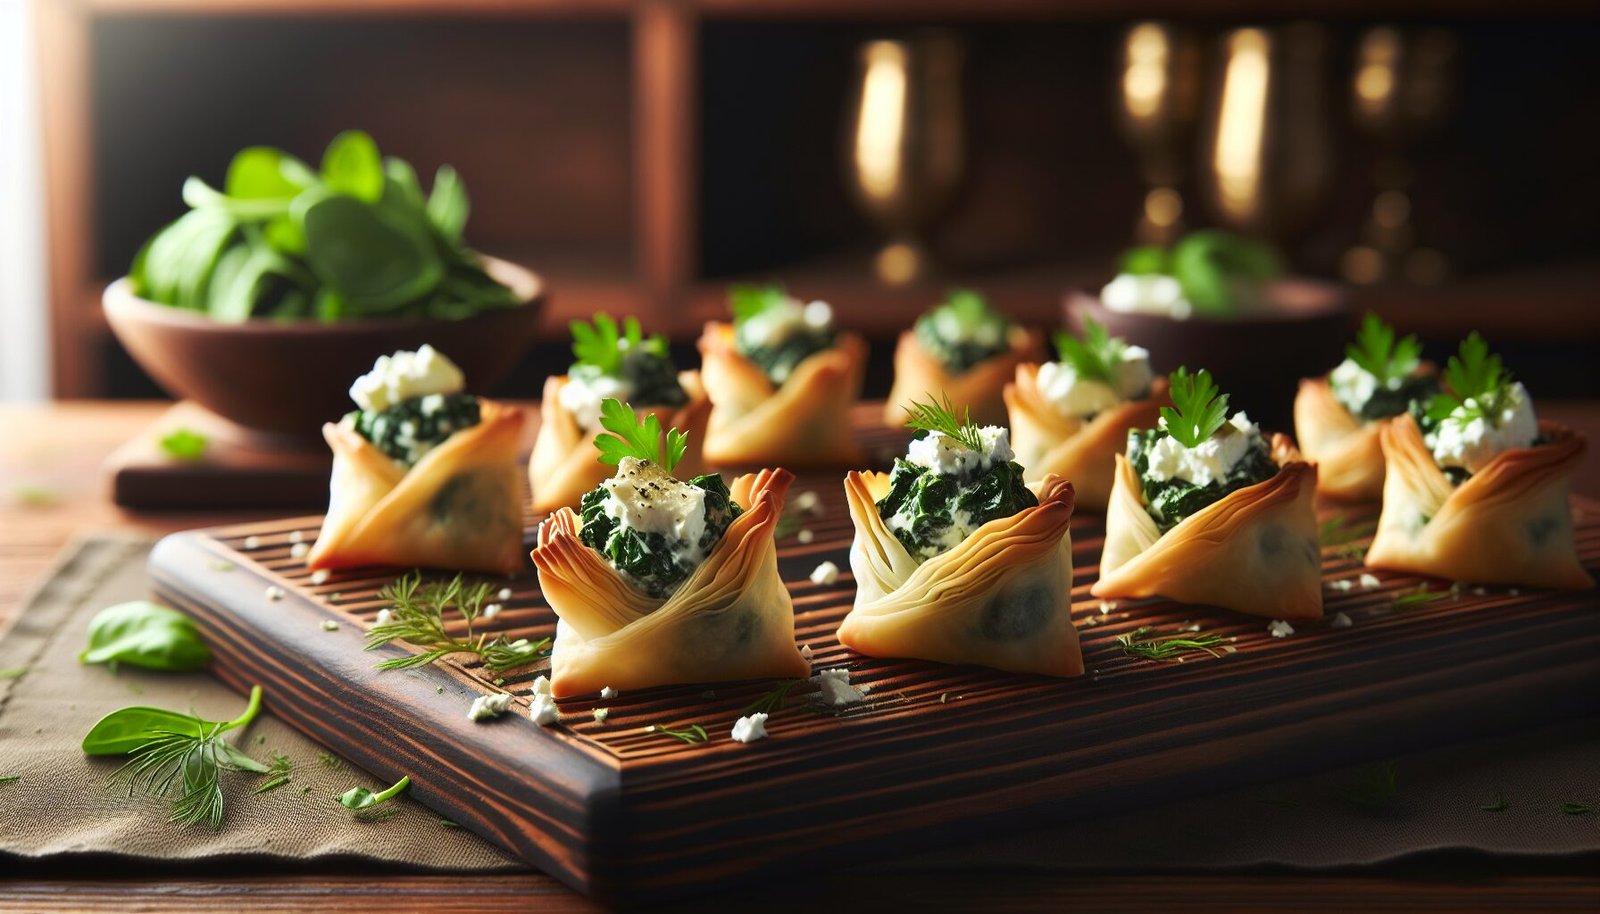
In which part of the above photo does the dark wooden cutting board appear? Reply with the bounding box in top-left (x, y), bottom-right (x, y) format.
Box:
top-left (147, 405), bottom-right (1600, 902)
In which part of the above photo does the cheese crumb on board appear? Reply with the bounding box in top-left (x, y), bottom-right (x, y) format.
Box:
top-left (265, 586), bottom-right (285, 602)
top-left (310, 569), bottom-right (331, 585)
top-left (593, 708), bottom-right (610, 724)
top-left (468, 692), bottom-right (513, 722)
top-left (530, 693), bottom-right (559, 726)
top-left (796, 529), bottom-right (814, 544)
top-left (810, 561), bottom-right (840, 585)
top-left (600, 686), bottom-right (617, 699)
top-left (497, 587), bottom-right (513, 601)
top-left (1330, 612), bottom-right (1353, 629)
top-left (731, 712), bottom-right (769, 743)
top-left (243, 535), bottom-right (261, 550)
top-left (1330, 579), bottom-right (1353, 592)
top-left (815, 668), bottom-right (865, 707)
top-left (1359, 573), bottom-right (1382, 590)
top-left (320, 620), bottom-right (339, 632)
top-left (531, 676), bottom-right (552, 697)
top-left (1267, 620), bottom-right (1295, 638)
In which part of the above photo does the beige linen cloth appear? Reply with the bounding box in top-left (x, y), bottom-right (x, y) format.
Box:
top-left (1, 538), bottom-right (1596, 874)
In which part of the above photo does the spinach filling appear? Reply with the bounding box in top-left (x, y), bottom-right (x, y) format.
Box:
top-left (350, 392), bottom-right (480, 466)
top-left (875, 447), bottom-right (1038, 562)
top-left (1127, 428), bottom-right (1277, 532)
top-left (578, 472), bottom-right (742, 599)
top-left (1353, 374), bottom-right (1440, 423)
top-left (913, 293), bottom-right (1015, 374)
top-left (570, 345), bottom-right (688, 410)
top-left (735, 323), bottom-right (835, 386)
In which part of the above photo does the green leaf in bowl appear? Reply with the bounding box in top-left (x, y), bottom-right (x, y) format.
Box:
top-left (321, 129), bottom-right (385, 203)
top-left (302, 195), bottom-right (443, 311)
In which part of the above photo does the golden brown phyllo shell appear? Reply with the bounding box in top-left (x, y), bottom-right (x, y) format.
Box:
top-left (530, 467), bottom-right (811, 697)
top-left (527, 372), bottom-right (710, 514)
top-left (884, 325), bottom-right (1045, 428)
top-left (1005, 370), bottom-right (1167, 512)
top-left (1365, 414), bottom-right (1592, 589)
top-left (308, 399), bottom-right (526, 575)
top-left (697, 322), bottom-right (866, 468)
top-left (1091, 434), bottom-right (1323, 620)
top-left (1292, 377), bottom-right (1386, 502)
top-left (837, 472), bottom-right (1082, 677)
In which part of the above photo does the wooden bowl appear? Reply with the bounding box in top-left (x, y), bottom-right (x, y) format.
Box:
top-left (1064, 278), bottom-right (1350, 429)
top-left (104, 256), bottom-right (545, 446)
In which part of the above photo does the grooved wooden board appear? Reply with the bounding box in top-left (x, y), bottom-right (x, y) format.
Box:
top-left (148, 406), bottom-right (1600, 902)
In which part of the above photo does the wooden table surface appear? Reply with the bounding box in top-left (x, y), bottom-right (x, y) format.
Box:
top-left (3, 400), bottom-right (1598, 911)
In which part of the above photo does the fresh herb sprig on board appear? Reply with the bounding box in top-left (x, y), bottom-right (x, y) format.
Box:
top-left (367, 573), bottom-right (548, 673)
top-left (1116, 626), bottom-right (1228, 663)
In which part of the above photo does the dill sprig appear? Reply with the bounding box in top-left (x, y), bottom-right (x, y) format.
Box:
top-left (1117, 625), bottom-right (1228, 662)
top-left (1481, 791), bottom-right (1509, 812)
top-left (367, 572), bottom-right (550, 674)
top-left (650, 723), bottom-right (709, 745)
top-left (0, 776), bottom-right (20, 785)
top-left (1562, 802), bottom-right (1592, 815)
top-left (742, 680), bottom-right (804, 717)
top-left (254, 752), bottom-right (294, 795)
top-left (1159, 367), bottom-right (1230, 449)
top-left (902, 393), bottom-right (985, 452)
top-left (593, 397), bottom-right (689, 473)
top-left (1345, 313), bottom-right (1422, 387)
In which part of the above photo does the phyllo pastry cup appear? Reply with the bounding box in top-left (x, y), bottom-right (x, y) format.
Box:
top-left (837, 472), bottom-right (1082, 677)
top-left (528, 372), bottom-right (711, 513)
top-left (1365, 414), bottom-right (1592, 589)
top-left (698, 322), bottom-right (867, 467)
top-left (885, 326), bottom-right (1045, 428)
top-left (308, 399), bottom-right (526, 575)
top-left (530, 468), bottom-right (811, 697)
top-left (1092, 434), bottom-right (1323, 620)
top-left (1005, 369), bottom-right (1167, 512)
top-left (1293, 377), bottom-right (1386, 502)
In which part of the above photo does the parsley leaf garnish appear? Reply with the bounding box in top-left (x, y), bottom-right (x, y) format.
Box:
top-left (728, 284), bottom-right (790, 323)
top-left (1159, 367), bottom-right (1230, 449)
top-left (1425, 332), bottom-right (1514, 426)
top-left (902, 393), bottom-right (985, 452)
top-left (1053, 316), bottom-right (1129, 385)
top-left (570, 313), bottom-right (667, 376)
top-left (1345, 313), bottom-right (1421, 386)
top-left (594, 398), bottom-right (688, 473)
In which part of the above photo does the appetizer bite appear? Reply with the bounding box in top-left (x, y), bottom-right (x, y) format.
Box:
top-left (885, 290), bottom-right (1045, 426)
top-left (1294, 314), bottom-right (1439, 501)
top-left (1366, 334), bottom-right (1591, 589)
top-left (530, 400), bottom-right (810, 697)
top-left (837, 397), bottom-right (1081, 677)
top-left (1102, 230), bottom-right (1281, 320)
top-left (1092, 368), bottom-right (1322, 620)
top-left (1004, 316), bottom-right (1165, 511)
top-left (699, 285), bottom-right (867, 467)
top-left (530, 314), bottom-right (708, 513)
top-left (308, 345), bottom-right (525, 574)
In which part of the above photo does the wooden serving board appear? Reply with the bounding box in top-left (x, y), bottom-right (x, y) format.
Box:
top-left (148, 406), bottom-right (1600, 902)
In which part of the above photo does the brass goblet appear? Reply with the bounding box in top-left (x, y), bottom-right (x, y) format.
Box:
top-left (1115, 21), bottom-right (1202, 246)
top-left (844, 32), bottom-right (966, 285)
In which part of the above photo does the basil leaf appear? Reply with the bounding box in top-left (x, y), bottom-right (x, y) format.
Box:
top-left (81, 707), bottom-right (216, 755)
top-left (131, 209), bottom-right (237, 310)
top-left (302, 196), bottom-right (443, 311)
top-left (80, 601), bottom-right (211, 673)
top-left (321, 129), bottom-right (384, 203)
top-left (225, 146), bottom-right (308, 201)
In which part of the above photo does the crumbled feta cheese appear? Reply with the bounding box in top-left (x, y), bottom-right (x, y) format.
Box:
top-left (1099, 600), bottom-right (1118, 614)
top-left (793, 491), bottom-right (822, 514)
top-left (530, 693), bottom-right (559, 726)
top-left (1268, 620), bottom-right (1295, 638)
top-left (482, 603), bottom-right (502, 620)
top-left (601, 457), bottom-right (709, 562)
top-left (731, 712), bottom-right (769, 743)
top-left (375, 608), bottom-right (392, 626)
top-left (310, 569), bottom-right (331, 585)
top-left (810, 561), bottom-right (840, 585)
top-left (600, 686), bottom-right (617, 699)
top-left (741, 296), bottom-right (835, 348)
top-left (1330, 579), bottom-right (1353, 592)
top-left (905, 426), bottom-right (1013, 476)
top-left (796, 528), bottom-right (814, 544)
top-left (593, 707), bottom-right (610, 724)
top-left (468, 692), bottom-right (513, 722)
top-left (243, 535), bottom-right (261, 550)
top-left (1328, 358), bottom-right (1382, 416)
top-left (498, 587), bottom-right (513, 601)
top-left (1427, 382), bottom-right (1538, 475)
top-left (1100, 273), bottom-right (1193, 319)
top-left (265, 586), bottom-right (285, 602)
top-left (289, 530), bottom-right (304, 545)
top-left (320, 619), bottom-right (339, 632)
top-left (815, 668), bottom-right (865, 707)
top-left (290, 542), bottom-right (309, 559)
top-left (799, 644), bottom-right (814, 665)
top-left (530, 675), bottom-right (552, 697)
top-left (348, 344), bottom-right (466, 413)
top-left (558, 371), bottom-right (633, 430)
top-left (1143, 412), bottom-right (1262, 487)
top-left (1036, 346), bottom-right (1154, 419)
top-left (1330, 612), bottom-right (1353, 629)
top-left (1359, 573), bottom-right (1381, 590)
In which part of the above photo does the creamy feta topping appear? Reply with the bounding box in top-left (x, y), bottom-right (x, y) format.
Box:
top-left (1100, 273), bottom-right (1193, 320)
top-left (600, 457), bottom-right (711, 564)
top-left (1426, 382), bottom-right (1538, 475)
top-left (815, 668), bottom-right (865, 707)
top-left (1328, 358), bottom-right (1381, 416)
top-left (558, 372), bottom-right (633, 430)
top-left (931, 306), bottom-right (1004, 349)
top-left (740, 296), bottom-right (835, 347)
top-left (348, 344), bottom-right (465, 413)
top-left (1036, 345), bottom-right (1153, 418)
top-left (468, 692), bottom-right (513, 722)
top-left (731, 712), bottom-right (769, 743)
top-left (905, 426), bottom-right (1013, 476)
top-left (1143, 412), bottom-right (1261, 487)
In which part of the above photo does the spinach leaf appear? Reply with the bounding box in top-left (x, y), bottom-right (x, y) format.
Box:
top-left (131, 209), bottom-right (238, 310)
top-left (302, 195), bottom-right (443, 310)
top-left (426, 165), bottom-right (469, 243)
top-left (320, 130), bottom-right (385, 203)
top-left (80, 601), bottom-right (211, 673)
top-left (225, 146), bottom-right (309, 202)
